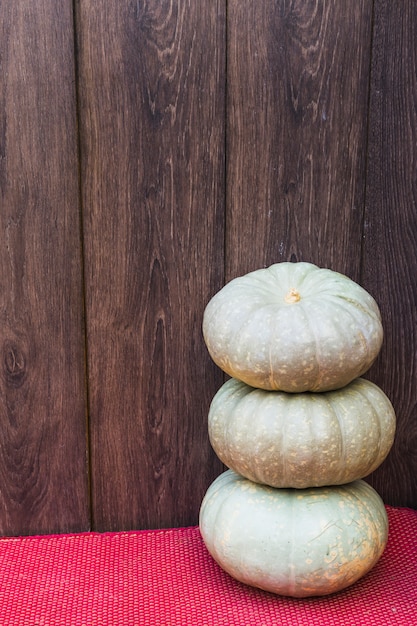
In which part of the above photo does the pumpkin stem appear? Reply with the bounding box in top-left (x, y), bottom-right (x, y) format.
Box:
top-left (284, 287), bottom-right (301, 304)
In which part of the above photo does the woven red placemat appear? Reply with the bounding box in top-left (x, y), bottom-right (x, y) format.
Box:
top-left (0, 506), bottom-right (415, 625)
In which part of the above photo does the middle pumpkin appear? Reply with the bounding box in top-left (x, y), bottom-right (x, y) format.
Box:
top-left (208, 377), bottom-right (396, 489)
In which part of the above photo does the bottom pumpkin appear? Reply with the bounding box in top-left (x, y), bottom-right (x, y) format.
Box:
top-left (199, 470), bottom-right (388, 598)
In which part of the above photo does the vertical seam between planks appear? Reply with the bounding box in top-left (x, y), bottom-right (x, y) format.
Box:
top-left (71, 0), bottom-right (94, 532)
top-left (222, 0), bottom-right (229, 392)
top-left (360, 0), bottom-right (377, 281)
top-left (224, 0), bottom-right (229, 285)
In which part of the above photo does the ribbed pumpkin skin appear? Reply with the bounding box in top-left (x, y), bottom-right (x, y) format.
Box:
top-left (203, 263), bottom-right (383, 392)
top-left (208, 377), bottom-right (396, 488)
top-left (199, 470), bottom-right (388, 598)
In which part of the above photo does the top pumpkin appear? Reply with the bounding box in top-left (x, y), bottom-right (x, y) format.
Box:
top-left (203, 262), bottom-right (383, 392)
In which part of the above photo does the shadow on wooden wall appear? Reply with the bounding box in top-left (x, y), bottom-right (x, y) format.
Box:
top-left (0, 0), bottom-right (416, 536)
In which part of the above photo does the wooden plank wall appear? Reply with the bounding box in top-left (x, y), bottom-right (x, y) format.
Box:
top-left (76, 0), bottom-right (226, 531)
top-left (227, 1), bottom-right (372, 279)
top-left (0, 0), bottom-right (416, 535)
top-left (362, 0), bottom-right (417, 506)
top-left (0, 1), bottom-right (89, 536)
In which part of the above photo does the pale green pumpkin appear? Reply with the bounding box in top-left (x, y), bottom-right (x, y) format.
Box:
top-left (203, 262), bottom-right (383, 392)
top-left (208, 377), bottom-right (396, 488)
top-left (199, 470), bottom-right (388, 597)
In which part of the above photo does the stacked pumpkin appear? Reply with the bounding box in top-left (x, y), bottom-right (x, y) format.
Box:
top-left (199, 262), bottom-right (396, 598)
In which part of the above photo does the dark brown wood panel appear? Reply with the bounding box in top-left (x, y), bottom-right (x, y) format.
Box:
top-left (77, 0), bottom-right (225, 531)
top-left (0, 2), bottom-right (90, 535)
top-left (362, 1), bottom-right (417, 507)
top-left (0, 0), bottom-right (415, 537)
top-left (226, 0), bottom-right (373, 281)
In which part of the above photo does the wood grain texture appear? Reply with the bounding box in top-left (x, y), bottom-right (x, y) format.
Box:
top-left (77, 0), bottom-right (225, 530)
top-left (226, 0), bottom-right (373, 281)
top-left (0, 2), bottom-right (90, 535)
top-left (362, 1), bottom-right (417, 507)
top-left (0, 0), bottom-right (415, 537)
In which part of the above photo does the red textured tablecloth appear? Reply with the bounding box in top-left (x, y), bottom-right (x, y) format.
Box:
top-left (0, 506), bottom-right (416, 625)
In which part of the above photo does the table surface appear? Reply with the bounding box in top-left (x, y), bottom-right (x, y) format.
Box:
top-left (0, 505), bottom-right (415, 626)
